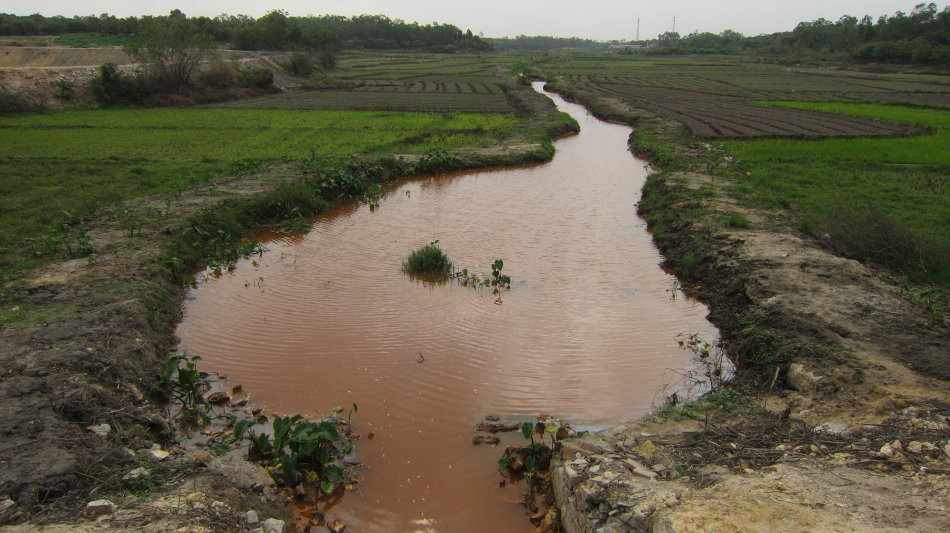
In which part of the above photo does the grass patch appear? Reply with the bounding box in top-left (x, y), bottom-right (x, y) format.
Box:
top-left (402, 241), bottom-right (453, 277)
top-left (722, 102), bottom-right (950, 285)
top-left (52, 33), bottom-right (137, 48)
top-left (0, 108), bottom-right (521, 276)
top-left (719, 211), bottom-right (751, 229)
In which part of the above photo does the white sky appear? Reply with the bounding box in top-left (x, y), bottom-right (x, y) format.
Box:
top-left (3, 1), bottom-right (942, 41)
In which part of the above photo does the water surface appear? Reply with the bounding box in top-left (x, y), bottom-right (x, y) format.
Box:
top-left (177, 83), bottom-right (717, 532)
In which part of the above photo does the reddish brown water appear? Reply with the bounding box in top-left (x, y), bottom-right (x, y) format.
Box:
top-left (176, 84), bottom-right (717, 532)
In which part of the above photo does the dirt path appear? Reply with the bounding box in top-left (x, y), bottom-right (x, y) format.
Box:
top-left (545, 90), bottom-right (949, 532)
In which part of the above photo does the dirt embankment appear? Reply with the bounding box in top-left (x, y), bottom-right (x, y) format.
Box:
top-left (544, 86), bottom-right (949, 532)
top-left (0, 80), bottom-right (569, 530)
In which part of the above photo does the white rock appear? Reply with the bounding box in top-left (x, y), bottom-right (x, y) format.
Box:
top-left (149, 449), bottom-right (171, 461)
top-left (122, 467), bottom-right (150, 481)
top-left (245, 510), bottom-right (260, 524)
top-left (85, 499), bottom-right (116, 516)
top-left (87, 424), bottom-right (111, 437)
top-left (814, 421), bottom-right (850, 436)
top-left (786, 363), bottom-right (819, 392)
top-left (623, 459), bottom-right (658, 480)
top-left (262, 518), bottom-right (285, 533)
top-left (563, 464), bottom-right (585, 489)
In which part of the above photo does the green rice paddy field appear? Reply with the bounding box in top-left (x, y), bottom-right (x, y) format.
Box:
top-left (0, 108), bottom-right (521, 271)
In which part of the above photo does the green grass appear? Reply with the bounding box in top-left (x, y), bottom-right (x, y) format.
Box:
top-left (0, 108), bottom-right (520, 273)
top-left (52, 33), bottom-right (137, 48)
top-left (402, 242), bottom-right (453, 277)
top-left (722, 102), bottom-right (949, 284)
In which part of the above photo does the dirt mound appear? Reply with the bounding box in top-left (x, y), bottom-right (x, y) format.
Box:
top-left (0, 47), bottom-right (131, 68)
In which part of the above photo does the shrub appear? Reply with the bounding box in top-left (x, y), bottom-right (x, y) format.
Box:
top-left (402, 241), bottom-right (453, 277)
top-left (89, 62), bottom-right (124, 105)
top-left (317, 48), bottom-right (337, 71)
top-left (284, 52), bottom-right (316, 76)
top-left (720, 211), bottom-right (751, 229)
top-left (237, 66), bottom-right (274, 89)
top-left (197, 61), bottom-right (237, 89)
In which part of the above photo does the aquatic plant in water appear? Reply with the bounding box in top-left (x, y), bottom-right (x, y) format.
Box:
top-left (402, 240), bottom-right (453, 277)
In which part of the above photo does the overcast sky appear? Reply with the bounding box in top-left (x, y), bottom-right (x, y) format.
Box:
top-left (4, 1), bottom-right (941, 40)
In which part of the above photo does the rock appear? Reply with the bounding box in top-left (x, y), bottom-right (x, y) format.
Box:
top-left (579, 483), bottom-right (604, 505)
top-left (185, 492), bottom-right (205, 503)
top-left (148, 449), bottom-right (171, 461)
top-left (472, 435), bottom-right (501, 445)
top-left (878, 441), bottom-right (908, 462)
top-left (561, 440), bottom-right (606, 459)
top-left (907, 441), bottom-right (937, 453)
top-left (590, 471), bottom-right (618, 486)
top-left (634, 440), bottom-right (659, 460)
top-left (623, 458), bottom-right (658, 480)
top-left (245, 510), bottom-right (260, 525)
top-left (328, 519), bottom-right (346, 533)
top-left (87, 423), bottom-right (111, 437)
top-left (205, 391), bottom-right (231, 405)
top-left (84, 499), bottom-right (117, 516)
top-left (191, 449), bottom-right (214, 465)
top-left (476, 421), bottom-right (520, 433)
top-left (0, 499), bottom-right (15, 513)
top-left (208, 455), bottom-right (274, 492)
top-left (786, 362), bottom-right (819, 391)
top-left (563, 464), bottom-right (585, 489)
top-left (210, 501), bottom-right (231, 513)
top-left (123, 467), bottom-right (150, 482)
top-left (814, 421), bottom-right (850, 436)
top-left (262, 518), bottom-right (286, 533)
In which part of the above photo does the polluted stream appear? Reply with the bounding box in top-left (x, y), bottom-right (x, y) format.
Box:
top-left (176, 83), bottom-right (718, 532)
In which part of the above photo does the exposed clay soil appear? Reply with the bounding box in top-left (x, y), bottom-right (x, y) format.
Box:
top-left (545, 87), bottom-right (950, 532)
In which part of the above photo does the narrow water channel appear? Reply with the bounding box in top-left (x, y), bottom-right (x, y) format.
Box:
top-left (176, 83), bottom-right (717, 532)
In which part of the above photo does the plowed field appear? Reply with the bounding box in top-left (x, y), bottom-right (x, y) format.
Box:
top-left (549, 55), bottom-right (950, 138)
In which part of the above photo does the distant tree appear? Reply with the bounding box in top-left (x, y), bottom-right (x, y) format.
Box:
top-left (125, 11), bottom-right (217, 91)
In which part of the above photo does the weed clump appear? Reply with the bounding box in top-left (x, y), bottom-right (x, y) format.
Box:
top-left (402, 240), bottom-right (453, 277)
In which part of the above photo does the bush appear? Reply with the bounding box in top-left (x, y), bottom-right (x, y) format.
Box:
top-left (197, 61), bottom-right (238, 89)
top-left (237, 66), bottom-right (274, 89)
top-left (284, 52), bottom-right (316, 76)
top-left (402, 241), bottom-right (453, 277)
top-left (88, 62), bottom-right (154, 106)
top-left (317, 48), bottom-right (337, 71)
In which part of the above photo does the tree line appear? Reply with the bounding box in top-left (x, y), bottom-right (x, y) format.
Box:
top-left (649, 3), bottom-right (949, 65)
top-left (0, 9), bottom-right (492, 53)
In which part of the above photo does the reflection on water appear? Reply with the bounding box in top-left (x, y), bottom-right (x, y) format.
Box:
top-left (176, 83), bottom-right (717, 532)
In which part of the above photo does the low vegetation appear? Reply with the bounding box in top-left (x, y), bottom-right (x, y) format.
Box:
top-left (0, 107), bottom-right (523, 278)
top-left (722, 102), bottom-right (949, 285)
top-left (402, 241), bottom-right (454, 277)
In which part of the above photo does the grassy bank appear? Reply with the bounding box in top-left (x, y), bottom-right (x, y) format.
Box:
top-left (721, 102), bottom-right (950, 285)
top-left (0, 106), bottom-right (568, 278)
